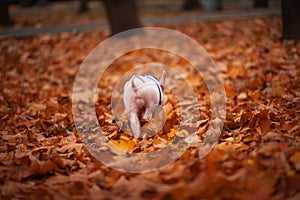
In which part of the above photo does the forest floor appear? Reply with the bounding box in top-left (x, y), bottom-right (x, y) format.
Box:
top-left (0, 10), bottom-right (300, 200)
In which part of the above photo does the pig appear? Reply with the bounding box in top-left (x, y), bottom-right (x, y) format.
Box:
top-left (123, 71), bottom-right (166, 139)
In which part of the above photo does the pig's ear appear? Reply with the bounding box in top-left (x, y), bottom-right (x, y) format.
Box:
top-left (159, 71), bottom-right (166, 91)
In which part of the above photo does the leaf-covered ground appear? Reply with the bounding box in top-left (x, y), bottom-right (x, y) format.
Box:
top-left (1, 17), bottom-right (300, 199)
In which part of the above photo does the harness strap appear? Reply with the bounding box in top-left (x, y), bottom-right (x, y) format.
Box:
top-left (143, 75), bottom-right (163, 105)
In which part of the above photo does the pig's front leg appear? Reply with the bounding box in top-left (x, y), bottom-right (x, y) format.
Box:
top-left (129, 112), bottom-right (141, 139)
top-left (142, 107), bottom-right (152, 121)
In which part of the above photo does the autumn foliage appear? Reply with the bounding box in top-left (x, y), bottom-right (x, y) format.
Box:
top-left (0, 17), bottom-right (299, 199)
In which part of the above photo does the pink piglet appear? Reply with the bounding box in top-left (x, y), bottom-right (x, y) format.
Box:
top-left (123, 71), bottom-right (166, 139)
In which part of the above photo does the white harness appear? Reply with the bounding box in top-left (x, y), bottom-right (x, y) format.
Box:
top-left (124, 75), bottom-right (163, 110)
top-left (141, 75), bottom-right (163, 105)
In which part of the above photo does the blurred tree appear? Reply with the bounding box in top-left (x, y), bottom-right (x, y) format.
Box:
top-left (253, 0), bottom-right (269, 8)
top-left (103, 0), bottom-right (141, 35)
top-left (0, 0), bottom-right (13, 26)
top-left (182, 0), bottom-right (201, 10)
top-left (202, 0), bottom-right (222, 11)
top-left (78, 0), bottom-right (89, 14)
top-left (281, 0), bottom-right (300, 39)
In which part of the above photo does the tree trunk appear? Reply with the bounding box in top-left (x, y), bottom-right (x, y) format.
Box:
top-left (0, 0), bottom-right (13, 26)
top-left (78, 0), bottom-right (89, 14)
top-left (281, 0), bottom-right (300, 40)
top-left (182, 0), bottom-right (201, 10)
top-left (253, 0), bottom-right (269, 8)
top-left (103, 0), bottom-right (141, 35)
